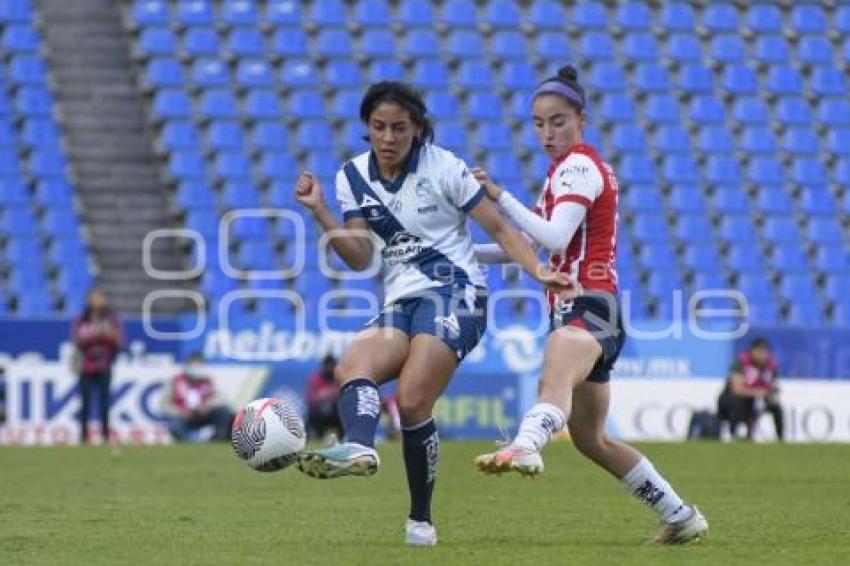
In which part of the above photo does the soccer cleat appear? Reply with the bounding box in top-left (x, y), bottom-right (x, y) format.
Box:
top-left (296, 442), bottom-right (379, 479)
top-left (652, 505), bottom-right (708, 545)
top-left (473, 445), bottom-right (544, 477)
top-left (405, 519), bottom-right (437, 546)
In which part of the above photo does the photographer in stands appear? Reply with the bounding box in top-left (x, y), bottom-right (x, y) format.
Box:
top-left (163, 352), bottom-right (233, 442)
top-left (717, 338), bottom-right (784, 441)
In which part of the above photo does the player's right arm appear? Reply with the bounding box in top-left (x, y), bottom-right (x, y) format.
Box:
top-left (294, 171), bottom-right (374, 271)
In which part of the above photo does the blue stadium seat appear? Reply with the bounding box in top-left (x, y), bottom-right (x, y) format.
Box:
top-left (501, 61), bottom-right (536, 91)
top-left (776, 97), bottom-right (812, 126)
top-left (631, 214), bottom-right (670, 242)
top-left (325, 60), bottom-right (361, 88)
top-left (817, 247), bottom-right (850, 275)
top-left (718, 216), bottom-right (757, 243)
top-left (610, 124), bottom-right (646, 154)
top-left (825, 128), bottom-right (850, 157)
top-left (221, 181), bottom-right (261, 209)
top-left (280, 60), bottom-right (318, 88)
top-left (837, 5), bottom-right (850, 33)
top-left (704, 156), bottom-right (741, 185)
top-left (169, 150), bottom-right (206, 179)
top-left (622, 32), bottom-right (658, 62)
top-left (4, 239), bottom-right (42, 264)
top-left (258, 151), bottom-right (297, 180)
top-left (763, 216), bottom-right (800, 244)
top-left (654, 124), bottom-right (691, 154)
top-left (340, 121), bottom-right (365, 153)
top-left (739, 125), bottom-right (777, 154)
top-left (767, 65), bottom-right (803, 96)
top-left (517, 122), bottom-right (538, 152)
top-left (791, 157), bottom-right (828, 186)
top-left (798, 187), bottom-right (836, 215)
top-left (0, 118), bottom-right (18, 148)
top-left (307, 0), bottom-right (348, 28)
top-left (678, 64), bottom-right (714, 94)
top-left (798, 36), bottom-right (833, 67)
top-left (271, 28), bottom-right (308, 58)
top-left (747, 156), bottom-right (784, 185)
top-left (475, 122), bottom-right (513, 151)
top-left (16, 292), bottom-right (54, 316)
top-left (207, 120), bottom-right (245, 150)
top-left (360, 29), bottom-right (395, 59)
top-left (781, 128), bottom-right (819, 155)
top-left (682, 244), bottom-right (720, 271)
top-left (398, 0), bottom-right (434, 27)
top-left (599, 94), bottom-right (635, 122)
top-left (806, 218), bottom-right (844, 245)
top-left (746, 4), bottom-right (782, 34)
top-left (402, 30), bottom-right (440, 59)
top-left (485, 0), bottom-right (521, 28)
top-left (220, 0), bottom-right (258, 26)
top-left (747, 302), bottom-right (781, 325)
top-left (1, 24), bottom-right (36, 54)
top-left (175, 181), bottom-right (214, 210)
top-left (790, 4), bottom-right (826, 35)
top-left (616, 2), bottom-right (651, 30)
top-left (675, 213), bottom-right (715, 245)
top-left (691, 271), bottom-right (728, 292)
top-left (722, 65), bottom-right (758, 95)
top-left (367, 59), bottom-right (404, 82)
top-left (660, 3), bottom-right (695, 31)
top-left (644, 94), bottom-right (682, 124)
top-left (35, 180), bottom-right (73, 206)
top-left (663, 155), bottom-right (699, 184)
top-left (8, 54), bottom-right (46, 85)
top-left (29, 150), bottom-right (67, 178)
top-left (709, 34), bottom-right (746, 64)
top-left (697, 125), bottom-right (735, 154)
top-left (264, 0), bottom-right (301, 26)
top-left (703, 3), bottom-right (738, 32)
top-left (353, 0), bottom-right (390, 27)
top-left (251, 121), bottom-right (289, 151)
top-left (668, 184), bottom-right (707, 214)
top-left (244, 89), bottom-right (282, 119)
top-left (588, 62), bottom-right (626, 92)
top-left (579, 32), bottom-right (614, 60)
top-left (457, 61), bottom-right (494, 90)
top-left (137, 27), bottom-right (176, 57)
top-left (573, 2), bottom-right (607, 29)
top-left (465, 92), bottom-right (501, 121)
top-left (528, 0), bottom-right (564, 29)
top-left (447, 30), bottom-right (485, 59)
top-left (825, 275), bottom-right (850, 303)
top-left (305, 152), bottom-right (337, 179)
top-left (534, 32), bottom-right (571, 59)
top-left (755, 187), bottom-right (793, 215)
top-left (175, 0), bottom-right (213, 26)
top-left (183, 27), bottom-right (219, 56)
top-left (230, 216), bottom-right (270, 240)
top-left (441, 0), bottom-right (476, 27)
top-left (21, 118), bottom-right (59, 149)
top-left (131, 0), bottom-right (169, 27)
top-left (622, 184), bottom-right (663, 213)
top-left (810, 67), bottom-right (846, 98)
top-left (779, 274), bottom-right (818, 301)
top-left (288, 89), bottom-right (325, 119)
top-left (634, 63), bottom-right (670, 92)
top-left (0, 148), bottom-right (21, 176)
top-left (619, 154), bottom-right (656, 184)
top-left (267, 180), bottom-right (298, 207)
top-left (732, 97), bottom-right (770, 125)
top-left (689, 95), bottom-right (724, 124)
top-left (329, 88), bottom-right (361, 120)
top-left (754, 35), bottom-right (790, 65)
top-left (640, 243), bottom-right (678, 270)
top-left (788, 303), bottom-right (826, 326)
top-left (297, 121), bottom-right (334, 150)
top-left (152, 89), bottom-right (190, 119)
top-left (837, 158), bottom-right (850, 185)
top-left (145, 57), bottom-right (182, 88)
top-left (491, 31), bottom-right (528, 60)
top-left (728, 245), bottom-right (767, 273)
top-left (191, 58), bottom-right (229, 88)
top-left (41, 209), bottom-right (80, 235)
top-left (315, 29), bottom-right (353, 59)
top-left (235, 59), bottom-right (274, 88)
top-left (184, 210), bottom-right (219, 239)
top-left (425, 91), bottom-right (460, 120)
top-left (198, 89), bottom-right (238, 119)
top-left (666, 34), bottom-right (701, 63)
top-left (226, 28), bottom-right (264, 58)
top-left (485, 152), bottom-right (523, 184)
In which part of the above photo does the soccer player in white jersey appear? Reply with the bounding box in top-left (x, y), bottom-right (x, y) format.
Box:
top-left (293, 81), bottom-right (565, 546)
top-left (471, 66), bottom-right (708, 544)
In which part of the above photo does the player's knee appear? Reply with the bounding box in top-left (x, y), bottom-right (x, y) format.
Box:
top-left (396, 393), bottom-right (434, 426)
top-left (572, 429), bottom-right (608, 459)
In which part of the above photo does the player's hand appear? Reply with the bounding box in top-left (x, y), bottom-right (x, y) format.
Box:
top-left (294, 172), bottom-right (327, 213)
top-left (471, 167), bottom-right (503, 201)
top-left (536, 265), bottom-right (582, 299)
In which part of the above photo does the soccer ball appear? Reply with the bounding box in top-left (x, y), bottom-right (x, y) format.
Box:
top-left (231, 397), bottom-right (306, 472)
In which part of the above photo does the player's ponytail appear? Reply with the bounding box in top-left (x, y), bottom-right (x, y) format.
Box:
top-left (359, 81), bottom-right (435, 144)
top-left (533, 65), bottom-right (587, 113)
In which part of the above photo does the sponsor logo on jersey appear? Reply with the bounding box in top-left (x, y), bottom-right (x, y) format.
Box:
top-left (381, 232), bottom-right (424, 264)
top-left (417, 204), bottom-right (438, 213)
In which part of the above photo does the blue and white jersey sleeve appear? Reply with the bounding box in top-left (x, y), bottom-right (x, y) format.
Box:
top-left (444, 157), bottom-right (486, 213)
top-left (335, 169), bottom-right (363, 222)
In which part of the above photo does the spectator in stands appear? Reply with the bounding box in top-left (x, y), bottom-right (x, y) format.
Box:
top-left (717, 338), bottom-right (784, 441)
top-left (72, 287), bottom-right (123, 444)
top-left (163, 352), bottom-right (233, 442)
top-left (305, 354), bottom-right (401, 443)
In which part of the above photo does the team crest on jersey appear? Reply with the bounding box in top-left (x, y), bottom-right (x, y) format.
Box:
top-left (415, 178), bottom-right (434, 198)
top-left (388, 197), bottom-right (403, 215)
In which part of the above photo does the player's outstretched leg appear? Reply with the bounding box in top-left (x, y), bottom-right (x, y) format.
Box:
top-left (297, 378), bottom-right (380, 479)
top-left (402, 418), bottom-right (439, 546)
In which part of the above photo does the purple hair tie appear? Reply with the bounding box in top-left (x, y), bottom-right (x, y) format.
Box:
top-left (533, 80), bottom-right (586, 110)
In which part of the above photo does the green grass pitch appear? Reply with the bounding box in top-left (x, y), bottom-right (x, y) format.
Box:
top-left (1, 442), bottom-right (848, 565)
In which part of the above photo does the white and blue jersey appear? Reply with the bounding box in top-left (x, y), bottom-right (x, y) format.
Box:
top-left (335, 142), bottom-right (488, 361)
top-left (336, 142), bottom-right (487, 305)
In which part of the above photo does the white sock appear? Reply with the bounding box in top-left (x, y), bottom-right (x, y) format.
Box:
top-left (621, 458), bottom-right (690, 523)
top-left (512, 403), bottom-right (566, 452)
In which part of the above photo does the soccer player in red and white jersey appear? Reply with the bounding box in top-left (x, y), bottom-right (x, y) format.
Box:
top-left (471, 66), bottom-right (708, 544)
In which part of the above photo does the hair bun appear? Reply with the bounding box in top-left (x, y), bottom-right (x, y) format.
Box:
top-left (558, 65), bottom-right (579, 83)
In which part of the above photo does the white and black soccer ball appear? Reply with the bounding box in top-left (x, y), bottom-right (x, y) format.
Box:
top-left (231, 397), bottom-right (305, 472)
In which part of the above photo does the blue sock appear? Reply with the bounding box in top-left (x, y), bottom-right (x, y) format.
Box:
top-left (403, 418), bottom-right (438, 524)
top-left (337, 378), bottom-right (380, 448)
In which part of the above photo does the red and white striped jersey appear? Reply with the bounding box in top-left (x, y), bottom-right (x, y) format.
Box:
top-left (533, 143), bottom-right (619, 304)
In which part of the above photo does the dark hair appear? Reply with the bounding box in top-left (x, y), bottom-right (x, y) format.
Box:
top-left (82, 286), bottom-right (112, 321)
top-left (359, 81), bottom-right (434, 144)
top-left (750, 337), bottom-right (770, 350)
top-left (535, 65), bottom-right (587, 113)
